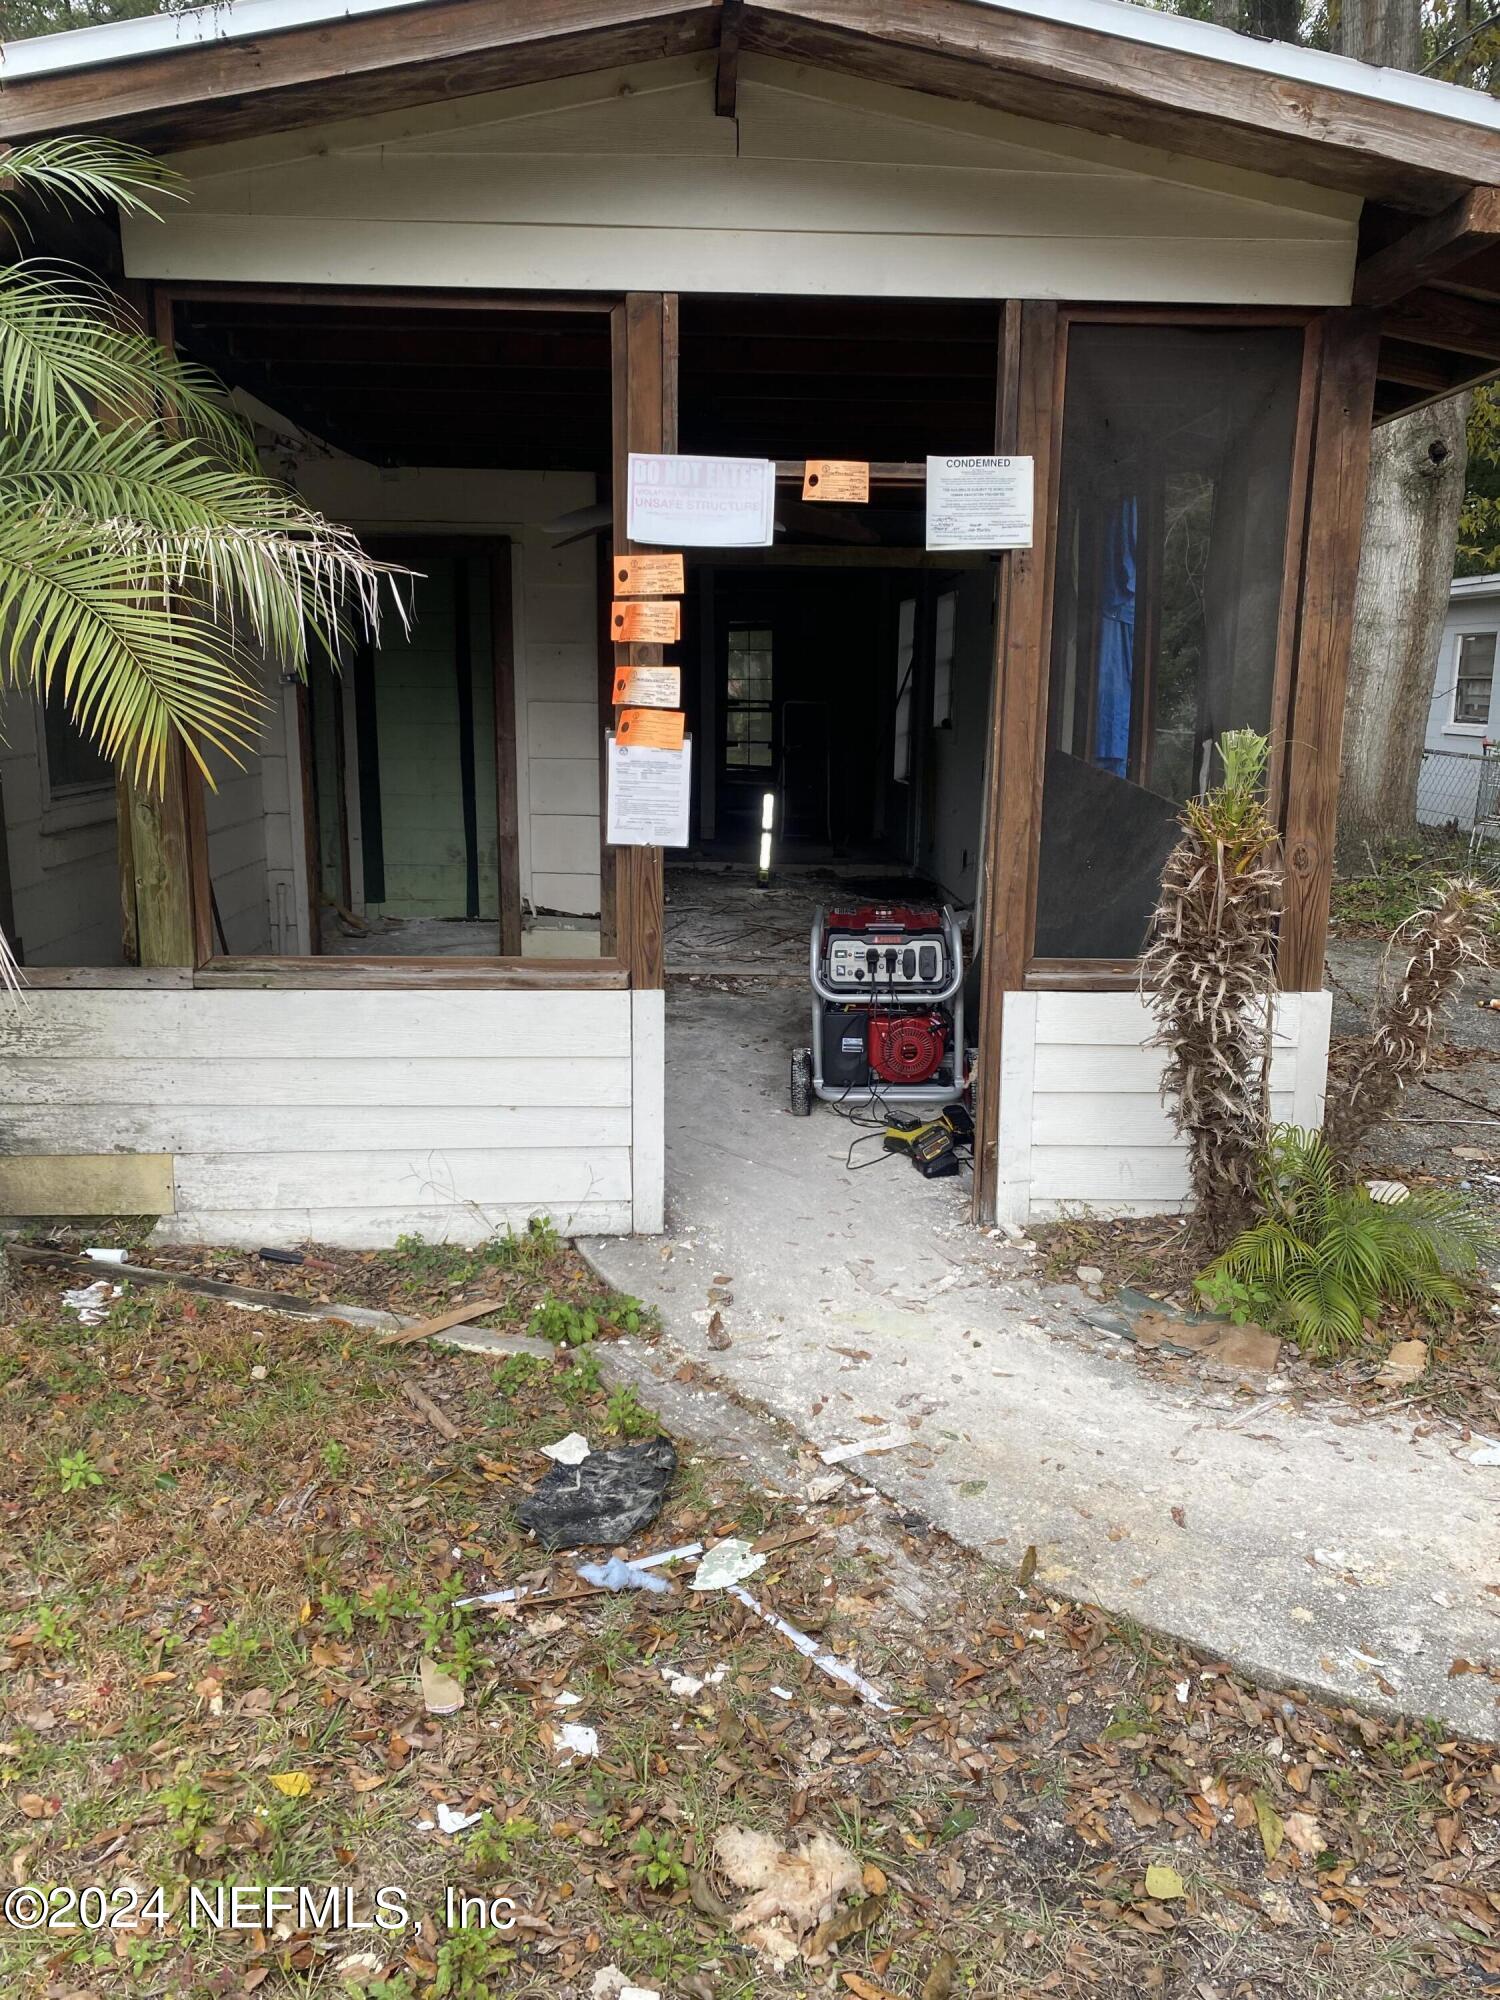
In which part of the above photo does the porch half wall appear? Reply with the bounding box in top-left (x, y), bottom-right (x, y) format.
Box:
top-left (0, 986), bottom-right (664, 1247)
top-left (995, 990), bottom-right (1332, 1224)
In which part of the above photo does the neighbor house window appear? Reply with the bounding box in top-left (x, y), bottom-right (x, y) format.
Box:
top-left (1036, 324), bottom-right (1303, 961)
top-left (1454, 631), bottom-right (1496, 726)
top-left (42, 683), bottom-right (112, 798)
top-left (726, 624), bottom-right (773, 768)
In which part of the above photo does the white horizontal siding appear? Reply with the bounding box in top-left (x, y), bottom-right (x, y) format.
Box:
top-left (2, 988), bottom-right (646, 1247)
top-left (124, 54), bottom-right (1359, 305)
top-left (997, 989), bottom-right (1333, 1224)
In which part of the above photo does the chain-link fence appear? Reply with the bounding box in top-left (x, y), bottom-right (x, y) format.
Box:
top-left (1417, 745), bottom-right (1492, 835)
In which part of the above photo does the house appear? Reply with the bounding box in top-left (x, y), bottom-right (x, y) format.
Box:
top-left (1419, 573), bottom-right (1500, 833)
top-left (3, 0), bottom-right (1500, 1243)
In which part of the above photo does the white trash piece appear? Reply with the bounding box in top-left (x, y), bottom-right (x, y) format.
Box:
top-left (62, 1281), bottom-right (121, 1326)
top-left (690, 1537), bottom-right (768, 1592)
top-left (541, 1432), bottom-right (591, 1466)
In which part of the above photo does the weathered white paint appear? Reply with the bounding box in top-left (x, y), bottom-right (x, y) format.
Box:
top-left (122, 55), bottom-right (1359, 305)
top-left (631, 989), bottom-right (666, 1235)
top-left (996, 989), bottom-right (1333, 1223)
top-left (0, 988), bottom-right (651, 1247)
top-left (0, 692), bottom-right (120, 968)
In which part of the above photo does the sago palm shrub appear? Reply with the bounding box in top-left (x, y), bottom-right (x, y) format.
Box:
top-left (1196, 1126), bottom-right (1492, 1357)
top-left (1323, 877), bottom-right (1498, 1161)
top-left (1142, 729), bottom-right (1283, 1248)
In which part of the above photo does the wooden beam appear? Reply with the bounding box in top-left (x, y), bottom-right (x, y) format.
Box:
top-left (1381, 284), bottom-right (1500, 359)
top-left (1354, 186), bottom-right (1500, 307)
top-left (1279, 309), bottom-right (1381, 993)
top-left (741, 0), bottom-right (1496, 213)
top-left (716, 0), bottom-right (744, 117)
top-left (972, 300), bottom-right (1062, 1227)
top-left (607, 293), bottom-right (674, 992)
top-left (0, 3), bottom-right (719, 150)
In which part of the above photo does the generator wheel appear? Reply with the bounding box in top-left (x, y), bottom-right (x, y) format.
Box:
top-left (789, 1048), bottom-right (814, 1117)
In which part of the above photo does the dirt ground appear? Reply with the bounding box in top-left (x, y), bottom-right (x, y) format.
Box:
top-left (2, 1240), bottom-right (1498, 2000)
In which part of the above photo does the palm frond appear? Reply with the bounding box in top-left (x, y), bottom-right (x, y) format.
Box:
top-left (0, 417), bottom-right (409, 663)
top-left (0, 512), bottom-right (266, 787)
top-left (0, 137), bottom-right (183, 222)
top-left (0, 262), bottom-right (253, 462)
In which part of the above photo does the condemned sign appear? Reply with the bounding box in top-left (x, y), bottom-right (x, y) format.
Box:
top-left (614, 552), bottom-right (685, 597)
top-left (802, 459), bottom-right (870, 503)
top-left (627, 453), bottom-right (776, 548)
top-left (613, 665), bottom-right (680, 709)
top-left (607, 734), bottom-right (692, 847)
top-left (926, 455), bottom-right (1034, 550)
top-left (611, 599), bottom-right (681, 644)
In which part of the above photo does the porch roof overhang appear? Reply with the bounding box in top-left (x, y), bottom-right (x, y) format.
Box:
top-left (6, 0), bottom-right (1500, 419)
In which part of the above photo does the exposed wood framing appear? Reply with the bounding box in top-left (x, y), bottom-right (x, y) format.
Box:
top-left (1279, 309), bottom-right (1382, 992)
top-left (972, 300), bottom-right (1062, 1226)
top-left (607, 292), bottom-right (675, 992)
top-left (716, 0), bottom-right (744, 117)
top-left (193, 956), bottom-right (629, 988)
top-left (119, 748), bottom-right (203, 968)
top-left (1354, 187), bottom-right (1500, 307)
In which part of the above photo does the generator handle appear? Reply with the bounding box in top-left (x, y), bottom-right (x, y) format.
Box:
top-left (808, 905), bottom-right (964, 1006)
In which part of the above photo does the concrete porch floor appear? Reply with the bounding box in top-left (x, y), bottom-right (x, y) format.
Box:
top-left (584, 982), bottom-right (1500, 1741)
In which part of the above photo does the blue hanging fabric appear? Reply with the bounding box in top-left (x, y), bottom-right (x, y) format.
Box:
top-left (1093, 496), bottom-right (1137, 778)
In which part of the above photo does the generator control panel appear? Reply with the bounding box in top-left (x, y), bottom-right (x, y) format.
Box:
top-left (818, 905), bottom-right (956, 997)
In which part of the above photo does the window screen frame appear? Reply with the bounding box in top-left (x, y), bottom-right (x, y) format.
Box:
top-left (724, 622), bottom-right (775, 772)
top-left (1451, 627), bottom-right (1497, 732)
top-left (1020, 305), bottom-right (1320, 992)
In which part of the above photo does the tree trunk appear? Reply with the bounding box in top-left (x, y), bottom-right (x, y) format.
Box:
top-left (1334, 0), bottom-right (1422, 67)
top-left (1335, 392), bottom-right (1471, 870)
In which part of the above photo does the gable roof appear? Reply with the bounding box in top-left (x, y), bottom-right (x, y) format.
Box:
top-left (3, 0), bottom-right (1498, 212)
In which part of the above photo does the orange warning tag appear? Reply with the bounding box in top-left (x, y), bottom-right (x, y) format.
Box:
top-left (802, 459), bottom-right (870, 503)
top-left (613, 553), bottom-right (685, 597)
top-left (616, 708), bottom-right (686, 749)
top-left (613, 665), bottom-right (681, 709)
top-left (611, 599), bottom-right (681, 644)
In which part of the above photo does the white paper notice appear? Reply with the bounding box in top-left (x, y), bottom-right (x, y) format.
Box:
top-left (606, 734), bottom-right (692, 848)
top-left (925, 455), bottom-right (1034, 551)
top-left (627, 453), bottom-right (776, 548)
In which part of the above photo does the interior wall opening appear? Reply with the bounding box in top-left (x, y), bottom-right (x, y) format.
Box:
top-left (170, 296), bottom-right (614, 962)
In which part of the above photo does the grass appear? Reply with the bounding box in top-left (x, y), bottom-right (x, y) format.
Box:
top-left (2, 1249), bottom-right (1498, 2000)
top-left (1330, 828), bottom-right (1493, 937)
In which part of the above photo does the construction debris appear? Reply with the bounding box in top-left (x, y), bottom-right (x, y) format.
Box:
top-left (516, 1438), bottom-right (678, 1550)
top-left (818, 1426), bottom-right (912, 1465)
top-left (378, 1297), bottom-right (507, 1347)
top-left (690, 1536), bottom-right (767, 1591)
top-left (713, 1825), bottom-right (864, 1968)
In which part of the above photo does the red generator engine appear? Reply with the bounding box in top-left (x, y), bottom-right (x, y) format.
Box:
top-left (791, 904), bottom-right (963, 1115)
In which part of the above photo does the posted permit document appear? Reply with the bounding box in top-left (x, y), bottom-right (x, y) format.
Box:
top-left (606, 734), bottom-right (692, 848)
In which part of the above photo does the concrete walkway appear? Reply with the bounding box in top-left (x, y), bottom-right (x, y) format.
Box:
top-left (584, 985), bottom-right (1500, 1741)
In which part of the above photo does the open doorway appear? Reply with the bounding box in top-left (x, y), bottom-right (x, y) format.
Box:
top-left (662, 296), bottom-right (1003, 984)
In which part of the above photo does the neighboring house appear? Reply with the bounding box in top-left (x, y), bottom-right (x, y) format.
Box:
top-left (2, 0), bottom-right (1500, 1241)
top-left (1420, 574), bottom-right (1500, 832)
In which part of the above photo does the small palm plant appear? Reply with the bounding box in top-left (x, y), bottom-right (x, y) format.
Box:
top-left (1142, 730), bottom-right (1283, 1248)
top-left (0, 137), bottom-right (401, 809)
top-left (1196, 1126), bottom-right (1492, 1357)
top-left (1324, 877), bottom-right (1498, 1162)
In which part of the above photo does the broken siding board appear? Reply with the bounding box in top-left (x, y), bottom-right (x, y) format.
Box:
top-left (0, 1056), bottom-right (631, 1110)
top-left (0, 1153), bottom-right (174, 1216)
top-left (155, 1201), bottom-right (634, 1250)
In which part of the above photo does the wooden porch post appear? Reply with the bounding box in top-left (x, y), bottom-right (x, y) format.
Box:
top-left (972, 302), bottom-right (1064, 1224)
top-left (1279, 308), bottom-right (1382, 992)
top-left (118, 744), bottom-right (211, 966)
top-left (608, 292), bottom-right (677, 990)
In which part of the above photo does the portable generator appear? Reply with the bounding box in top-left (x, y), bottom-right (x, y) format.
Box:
top-left (790, 903), bottom-right (963, 1115)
